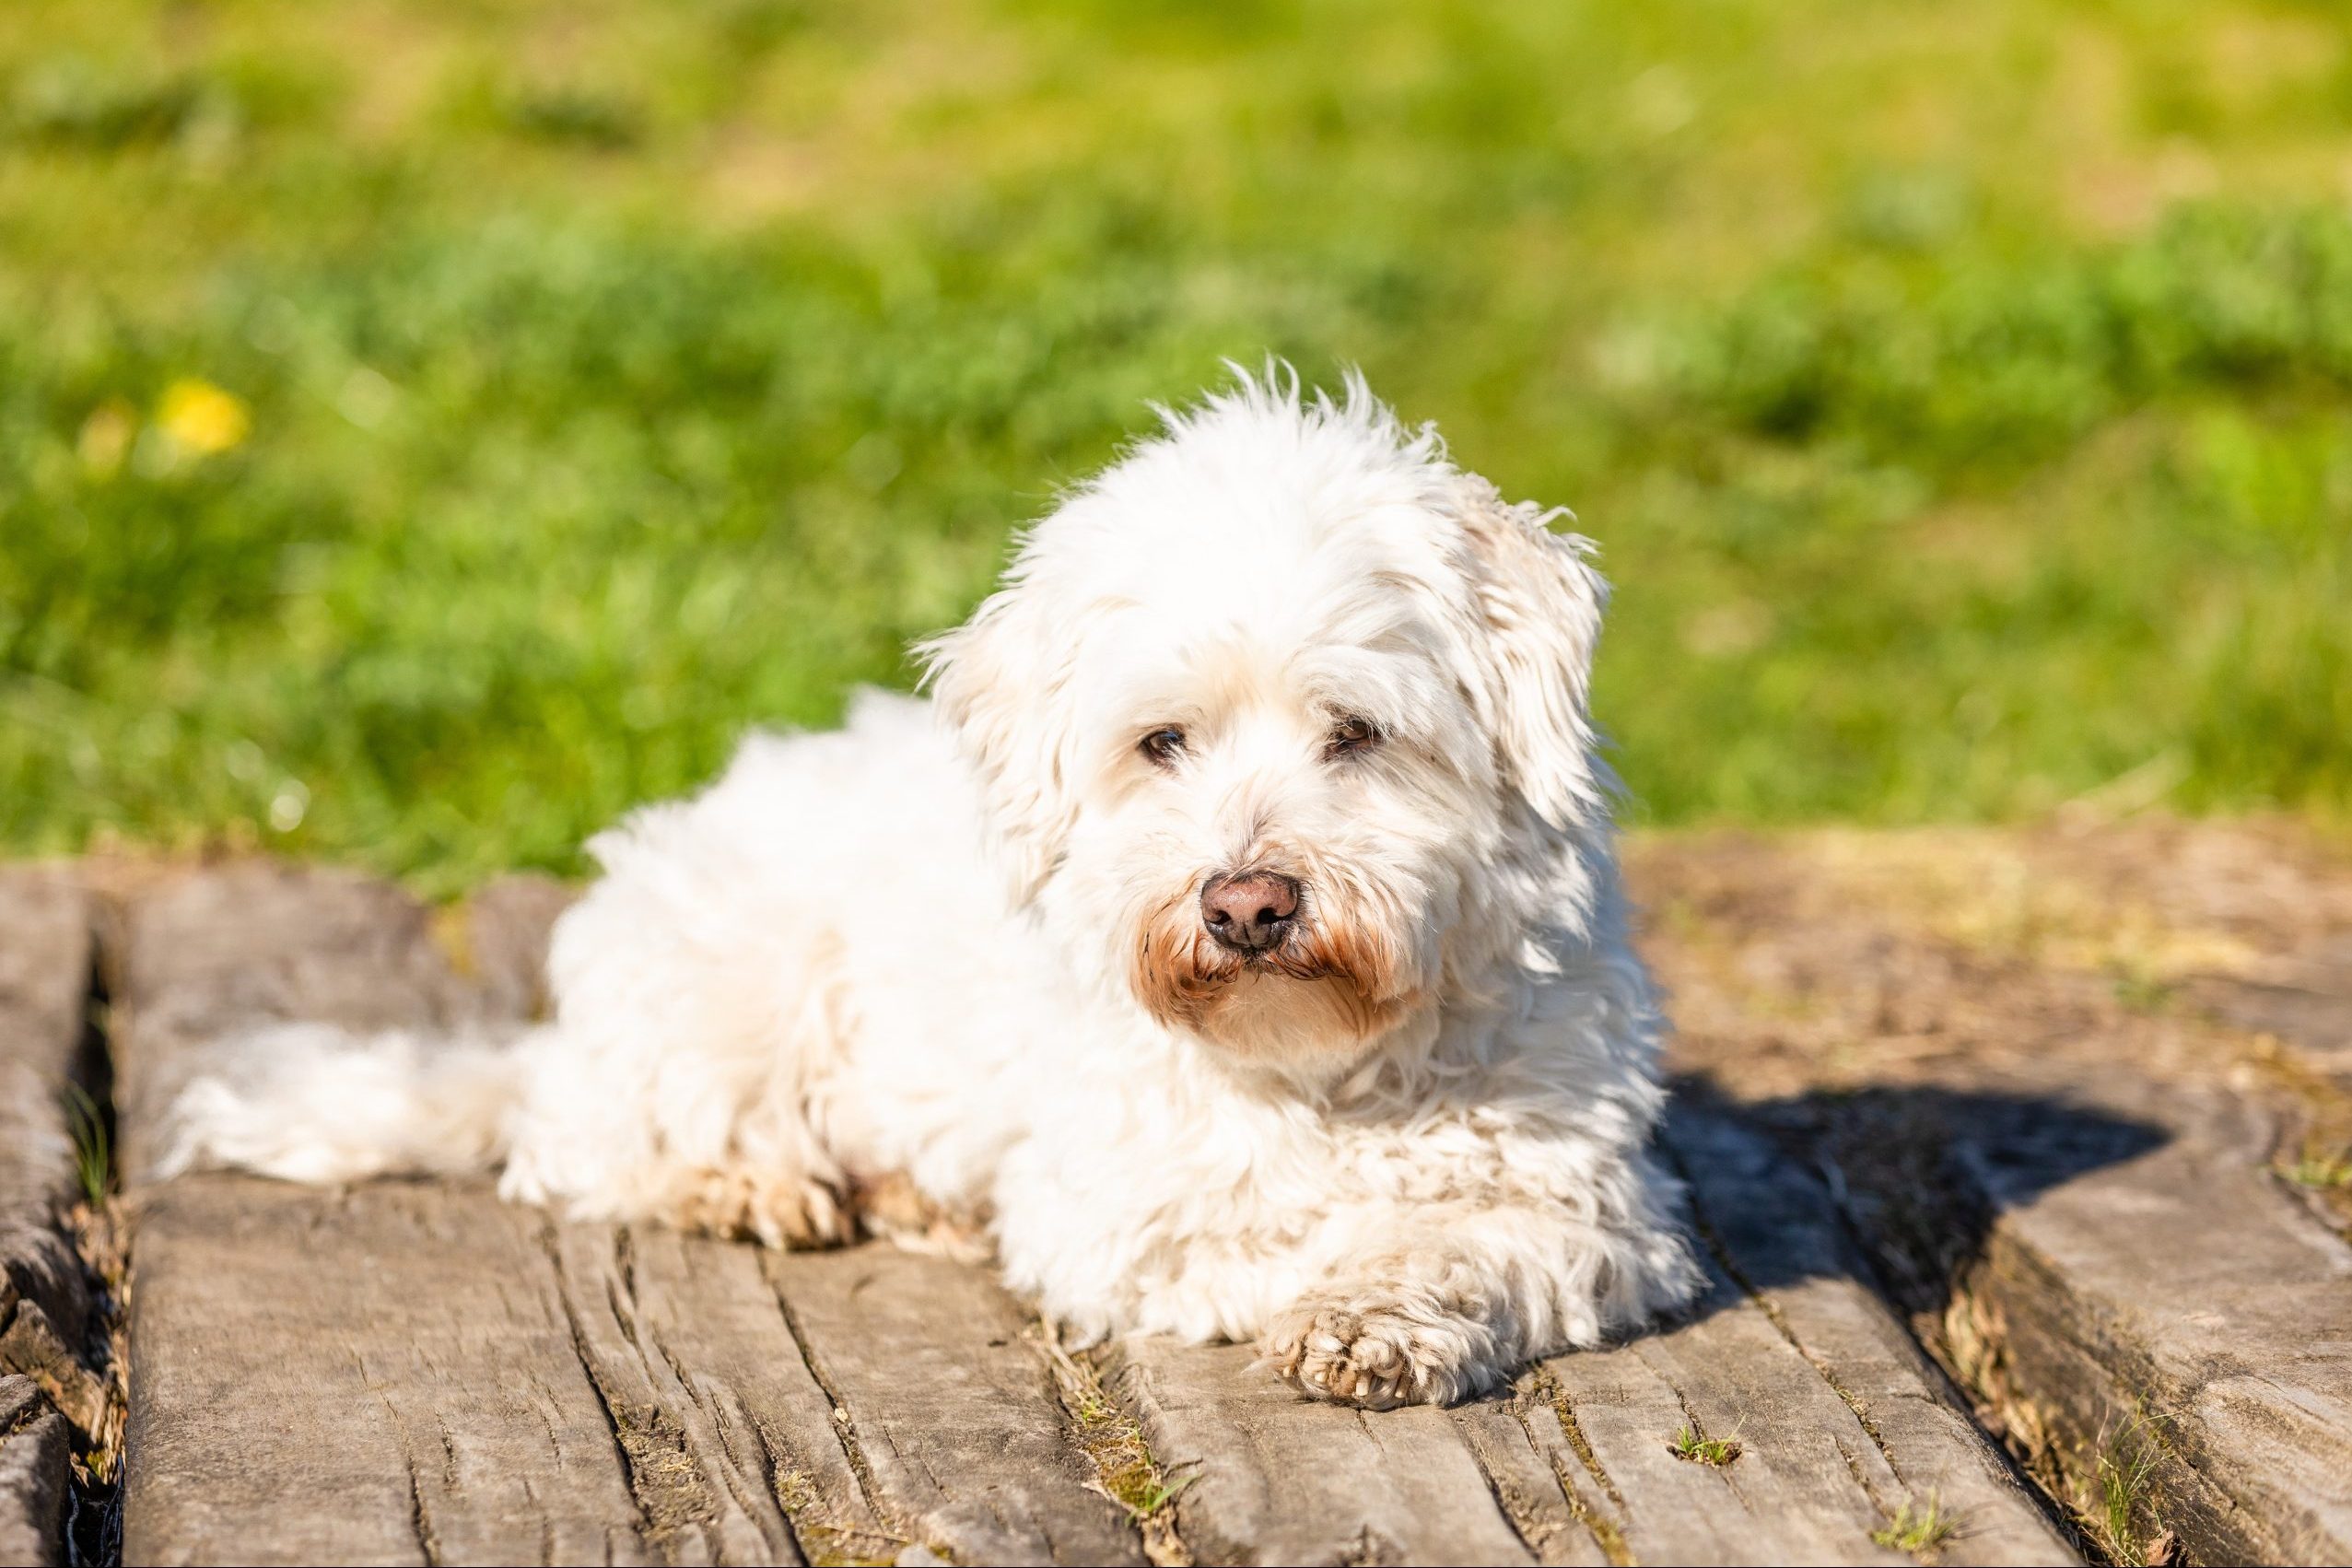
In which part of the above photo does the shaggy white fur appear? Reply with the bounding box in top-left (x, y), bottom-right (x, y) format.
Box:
top-left (159, 369), bottom-right (1702, 1408)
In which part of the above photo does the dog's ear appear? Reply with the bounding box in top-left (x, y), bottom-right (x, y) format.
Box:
top-left (919, 553), bottom-right (1086, 905)
top-left (1451, 477), bottom-right (1612, 830)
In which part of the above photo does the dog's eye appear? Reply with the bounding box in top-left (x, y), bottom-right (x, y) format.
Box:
top-left (1140, 727), bottom-right (1187, 766)
top-left (1325, 717), bottom-right (1381, 760)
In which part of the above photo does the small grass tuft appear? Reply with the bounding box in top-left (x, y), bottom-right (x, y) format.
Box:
top-left (1668, 1424), bottom-right (1742, 1466)
top-left (1120, 1465), bottom-right (1202, 1522)
top-left (2094, 1416), bottom-right (2164, 1564)
top-left (1872, 1492), bottom-right (1959, 1560)
top-left (2277, 1148), bottom-right (2352, 1190)
top-left (61, 1080), bottom-right (111, 1206)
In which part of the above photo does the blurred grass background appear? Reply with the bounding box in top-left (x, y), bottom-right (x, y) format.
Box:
top-left (4, 0), bottom-right (2349, 894)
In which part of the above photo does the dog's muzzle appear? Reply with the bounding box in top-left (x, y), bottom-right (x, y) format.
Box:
top-left (1199, 871), bottom-right (1301, 955)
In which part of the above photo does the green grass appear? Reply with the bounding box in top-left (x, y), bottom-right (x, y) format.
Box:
top-left (2096, 1416), bottom-right (2164, 1565)
top-left (1668, 1424), bottom-right (1742, 1466)
top-left (1872, 1493), bottom-right (1959, 1561)
top-left (1115, 1465), bottom-right (1200, 1523)
top-left (5, 1), bottom-right (2351, 891)
top-left (2278, 1148), bottom-right (2352, 1190)
top-left (61, 1080), bottom-right (110, 1206)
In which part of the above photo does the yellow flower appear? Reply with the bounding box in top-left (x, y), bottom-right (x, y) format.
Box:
top-left (157, 379), bottom-right (251, 456)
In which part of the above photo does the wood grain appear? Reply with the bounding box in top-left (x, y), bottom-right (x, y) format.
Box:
top-left (125, 855), bottom-right (2345, 1565)
top-left (1958, 1083), bottom-right (2352, 1564)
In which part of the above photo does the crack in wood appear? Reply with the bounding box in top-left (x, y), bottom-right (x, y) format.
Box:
top-left (1639, 1350), bottom-right (1750, 1515)
top-left (1550, 1451), bottom-right (1633, 1567)
top-left (688, 1387), bottom-right (790, 1563)
top-left (1532, 1367), bottom-right (1626, 1513)
top-left (768, 1273), bottom-right (895, 1545)
top-left (731, 1412), bottom-right (813, 1567)
top-left (1453, 1411), bottom-right (1546, 1564)
top-left (1830, 1433), bottom-right (1870, 1506)
top-left (1035, 1319), bottom-right (1188, 1566)
top-left (1521, 1366), bottom-right (1632, 1564)
top-left (537, 1215), bottom-right (709, 1562)
top-left (365, 1382), bottom-right (447, 1568)
top-left (401, 1445), bottom-right (446, 1567)
top-left (518, 1472), bottom-right (557, 1565)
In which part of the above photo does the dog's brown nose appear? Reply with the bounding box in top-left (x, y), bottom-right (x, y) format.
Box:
top-left (1200, 872), bottom-right (1301, 954)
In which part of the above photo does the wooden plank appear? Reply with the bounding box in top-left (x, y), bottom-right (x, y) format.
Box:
top-left (111, 865), bottom-right (485, 1188)
top-left (451, 872), bottom-right (575, 1024)
top-left (127, 1177), bottom-right (662, 1567)
top-left (114, 865), bottom-right (660, 1567)
top-left (1662, 1108), bottom-right (2076, 1567)
top-left (1541, 1328), bottom-right (1802, 1566)
top-left (0, 1375), bottom-right (71, 1568)
top-left (1110, 1225), bottom-right (2035, 1568)
top-left (1520, 1340), bottom-right (1979, 1568)
top-left (1623, 1277), bottom-right (1913, 1566)
top-left (769, 1246), bottom-right (1146, 1566)
top-left (1630, 826), bottom-right (2352, 1567)
top-left (0, 869), bottom-right (91, 1221)
top-left (1447, 1398), bottom-right (1612, 1566)
top-left (1282, 1105), bottom-right (2080, 1568)
top-left (1109, 1335), bottom-right (1537, 1566)
top-left (0, 870), bottom-right (98, 1563)
top-left (545, 1220), bottom-right (895, 1565)
top-left (1957, 1083), bottom-right (2352, 1565)
top-left (0, 868), bottom-right (94, 1346)
top-left (1514, 1279), bottom-right (1942, 1568)
top-left (2183, 963), bottom-right (2352, 1082)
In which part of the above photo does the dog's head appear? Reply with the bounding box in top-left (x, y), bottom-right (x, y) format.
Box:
top-left (923, 371), bottom-right (1613, 1070)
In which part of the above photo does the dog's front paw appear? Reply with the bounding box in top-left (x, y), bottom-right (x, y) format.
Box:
top-left (671, 1165), bottom-right (852, 1249)
top-left (1258, 1300), bottom-right (1488, 1410)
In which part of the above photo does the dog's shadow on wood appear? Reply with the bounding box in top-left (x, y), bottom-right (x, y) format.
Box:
top-left (1652, 1074), bottom-right (2168, 1330)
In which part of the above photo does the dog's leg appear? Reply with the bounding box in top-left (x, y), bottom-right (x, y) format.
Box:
top-left (498, 937), bottom-right (859, 1248)
top-left (495, 779), bottom-right (864, 1248)
top-left (497, 999), bottom-right (858, 1250)
top-left (1258, 1186), bottom-right (1699, 1408)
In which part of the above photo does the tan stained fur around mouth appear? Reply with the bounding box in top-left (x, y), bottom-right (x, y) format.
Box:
top-left (1128, 880), bottom-right (1416, 1046)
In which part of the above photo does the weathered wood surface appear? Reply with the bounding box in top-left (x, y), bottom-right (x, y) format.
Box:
top-left (116, 867), bottom-right (649, 1567)
top-left (64, 822), bottom-right (2352, 1565)
top-left (1110, 1108), bottom-right (2071, 1567)
top-left (1655, 1110), bottom-right (2073, 1567)
top-left (0, 1376), bottom-right (71, 1568)
top-left (1960, 1082), bottom-right (2352, 1564)
top-left (0, 870), bottom-right (97, 1567)
top-left (0, 871), bottom-right (93, 1376)
top-left (2186, 958), bottom-right (2352, 1078)
top-left (101, 863), bottom-right (2069, 1567)
top-left (1636, 824), bottom-right (2352, 1567)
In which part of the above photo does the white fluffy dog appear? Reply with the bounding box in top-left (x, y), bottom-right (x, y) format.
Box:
top-left (162, 371), bottom-right (1700, 1408)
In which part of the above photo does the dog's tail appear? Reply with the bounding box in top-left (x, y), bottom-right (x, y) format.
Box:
top-left (150, 1022), bottom-right (529, 1186)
